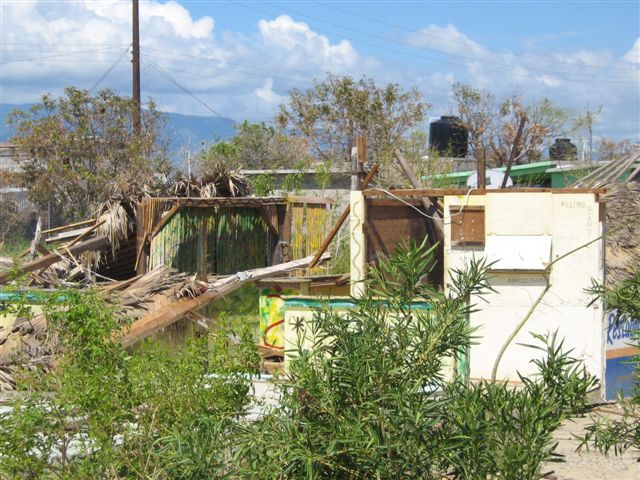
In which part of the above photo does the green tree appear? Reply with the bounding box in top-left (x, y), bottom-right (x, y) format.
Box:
top-left (8, 87), bottom-right (171, 223)
top-left (277, 73), bottom-right (429, 167)
top-left (198, 120), bottom-right (312, 172)
top-left (452, 83), bottom-right (571, 167)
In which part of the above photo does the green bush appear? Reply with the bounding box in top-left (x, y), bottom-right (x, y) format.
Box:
top-left (232, 241), bottom-right (594, 479)
top-left (0, 242), bottom-right (598, 479)
top-left (0, 288), bottom-right (259, 479)
top-left (582, 271), bottom-right (640, 458)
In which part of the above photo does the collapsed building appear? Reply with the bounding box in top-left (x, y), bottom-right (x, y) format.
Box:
top-left (1, 149), bottom-right (639, 401)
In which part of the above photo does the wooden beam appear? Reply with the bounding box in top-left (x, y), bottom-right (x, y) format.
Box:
top-left (64, 219), bottom-right (105, 249)
top-left (362, 187), bottom-right (606, 197)
top-left (394, 149), bottom-right (444, 239)
top-left (40, 218), bottom-right (96, 236)
top-left (150, 204), bottom-right (181, 239)
top-left (287, 195), bottom-right (335, 205)
top-left (0, 236), bottom-right (110, 285)
top-left (501, 116), bottom-right (526, 188)
top-left (308, 164), bottom-right (379, 269)
top-left (120, 252), bottom-right (331, 348)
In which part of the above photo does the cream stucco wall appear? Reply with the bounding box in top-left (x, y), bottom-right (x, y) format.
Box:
top-left (444, 192), bottom-right (605, 385)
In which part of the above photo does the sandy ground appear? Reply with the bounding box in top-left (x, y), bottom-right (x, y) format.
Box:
top-left (543, 409), bottom-right (639, 480)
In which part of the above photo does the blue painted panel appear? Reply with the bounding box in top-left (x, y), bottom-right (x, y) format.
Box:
top-left (604, 310), bottom-right (639, 401)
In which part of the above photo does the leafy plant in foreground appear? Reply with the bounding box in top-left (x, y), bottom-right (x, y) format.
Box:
top-left (233, 241), bottom-right (594, 479)
top-left (582, 271), bottom-right (640, 459)
top-left (0, 288), bottom-right (260, 479)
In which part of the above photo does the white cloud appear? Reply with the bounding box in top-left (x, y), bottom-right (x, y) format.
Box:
top-left (258, 15), bottom-right (358, 71)
top-left (536, 75), bottom-right (562, 88)
top-left (255, 78), bottom-right (284, 105)
top-left (406, 24), bottom-right (487, 58)
top-left (0, 2), bottom-right (637, 140)
top-left (624, 38), bottom-right (640, 64)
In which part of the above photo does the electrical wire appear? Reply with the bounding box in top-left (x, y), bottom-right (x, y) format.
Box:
top-left (367, 187), bottom-right (475, 224)
top-left (0, 45), bottom-right (127, 65)
top-left (232, 1), bottom-right (637, 84)
top-left (264, 0), bottom-right (638, 81)
top-left (313, 0), bottom-right (639, 74)
top-left (141, 54), bottom-right (224, 117)
top-left (89, 47), bottom-right (130, 93)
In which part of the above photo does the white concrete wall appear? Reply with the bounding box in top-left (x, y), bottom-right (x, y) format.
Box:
top-left (444, 192), bottom-right (605, 385)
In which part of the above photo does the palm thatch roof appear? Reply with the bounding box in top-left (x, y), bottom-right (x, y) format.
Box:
top-left (572, 147), bottom-right (640, 287)
top-left (601, 182), bottom-right (640, 287)
top-left (0, 266), bottom-right (199, 391)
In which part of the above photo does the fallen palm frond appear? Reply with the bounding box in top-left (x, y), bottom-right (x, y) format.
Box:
top-left (171, 167), bottom-right (251, 199)
top-left (0, 266), bottom-right (200, 390)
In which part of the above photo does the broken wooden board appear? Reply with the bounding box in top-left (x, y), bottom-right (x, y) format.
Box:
top-left (0, 236), bottom-right (110, 285)
top-left (120, 252), bottom-right (331, 348)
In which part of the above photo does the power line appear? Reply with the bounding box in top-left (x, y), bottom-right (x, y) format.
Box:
top-left (233, 1), bottom-right (637, 84)
top-left (0, 45), bottom-right (127, 65)
top-left (89, 47), bottom-right (130, 93)
top-left (142, 50), bottom-right (313, 84)
top-left (142, 46), bottom-right (315, 83)
top-left (313, 0), bottom-right (639, 74)
top-left (141, 54), bottom-right (224, 117)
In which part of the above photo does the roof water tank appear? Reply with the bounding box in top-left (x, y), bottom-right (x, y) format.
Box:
top-left (549, 138), bottom-right (577, 161)
top-left (429, 116), bottom-right (468, 157)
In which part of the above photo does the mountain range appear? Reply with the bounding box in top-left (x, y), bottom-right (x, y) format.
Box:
top-left (0, 103), bottom-right (237, 167)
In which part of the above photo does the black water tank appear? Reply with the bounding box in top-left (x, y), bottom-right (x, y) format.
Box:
top-left (549, 138), bottom-right (577, 161)
top-left (429, 116), bottom-right (468, 157)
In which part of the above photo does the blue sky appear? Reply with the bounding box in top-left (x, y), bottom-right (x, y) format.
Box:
top-left (1, 0), bottom-right (639, 141)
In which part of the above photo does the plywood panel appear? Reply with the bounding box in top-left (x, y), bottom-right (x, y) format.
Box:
top-left (365, 200), bottom-right (429, 263)
top-left (450, 206), bottom-right (485, 246)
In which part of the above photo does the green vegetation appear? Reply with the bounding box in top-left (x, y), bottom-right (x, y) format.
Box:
top-left (250, 171), bottom-right (276, 197)
top-left (8, 88), bottom-right (171, 223)
top-left (0, 242), bottom-right (597, 478)
top-left (278, 73), bottom-right (429, 169)
top-left (198, 120), bottom-right (312, 173)
top-left (583, 271), bottom-right (640, 457)
top-left (0, 236), bottom-right (30, 259)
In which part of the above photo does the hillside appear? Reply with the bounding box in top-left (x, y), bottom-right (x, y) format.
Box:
top-left (0, 103), bottom-right (236, 165)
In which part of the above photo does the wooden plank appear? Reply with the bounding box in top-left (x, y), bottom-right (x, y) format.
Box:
top-left (0, 236), bottom-right (110, 285)
top-left (366, 204), bottom-right (430, 262)
top-left (450, 206), bottom-right (485, 246)
top-left (175, 197), bottom-right (286, 208)
top-left (120, 252), bottom-right (331, 348)
top-left (64, 219), bottom-right (105, 249)
top-left (28, 217), bottom-right (42, 262)
top-left (150, 204), bottom-right (180, 239)
top-left (40, 218), bottom-right (96, 235)
top-left (362, 187), bottom-right (606, 197)
top-left (287, 195), bottom-right (335, 205)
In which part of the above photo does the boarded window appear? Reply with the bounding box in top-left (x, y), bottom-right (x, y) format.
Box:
top-left (450, 206), bottom-right (485, 246)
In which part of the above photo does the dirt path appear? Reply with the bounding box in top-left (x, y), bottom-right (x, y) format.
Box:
top-left (544, 409), bottom-right (639, 480)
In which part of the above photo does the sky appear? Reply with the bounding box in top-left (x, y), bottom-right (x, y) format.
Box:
top-left (1, 0), bottom-right (639, 142)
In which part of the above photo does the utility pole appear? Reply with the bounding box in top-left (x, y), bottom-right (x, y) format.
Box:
top-left (132, 0), bottom-right (141, 136)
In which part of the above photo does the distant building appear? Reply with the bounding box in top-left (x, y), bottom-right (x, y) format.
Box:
top-left (0, 143), bottom-right (26, 174)
top-left (0, 143), bottom-right (34, 218)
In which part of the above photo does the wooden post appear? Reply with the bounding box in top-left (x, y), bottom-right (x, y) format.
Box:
top-left (477, 150), bottom-right (487, 189)
top-left (501, 116), bottom-right (526, 189)
top-left (307, 164), bottom-right (379, 269)
top-left (349, 190), bottom-right (366, 298)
